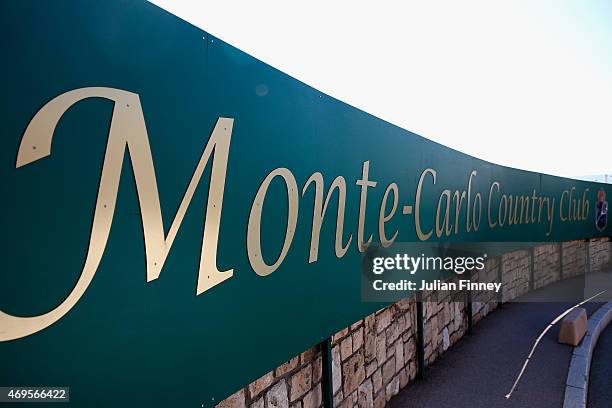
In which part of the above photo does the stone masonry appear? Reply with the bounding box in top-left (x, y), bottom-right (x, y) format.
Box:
top-left (216, 239), bottom-right (611, 408)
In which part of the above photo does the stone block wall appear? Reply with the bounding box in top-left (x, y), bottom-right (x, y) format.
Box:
top-left (589, 238), bottom-right (611, 272)
top-left (330, 298), bottom-right (419, 408)
top-left (217, 346), bottom-right (324, 408)
top-left (215, 238), bottom-right (610, 408)
top-left (563, 241), bottom-right (588, 278)
top-left (500, 249), bottom-right (531, 302)
top-left (533, 244), bottom-right (561, 289)
top-left (471, 256), bottom-right (502, 324)
top-left (421, 284), bottom-right (467, 363)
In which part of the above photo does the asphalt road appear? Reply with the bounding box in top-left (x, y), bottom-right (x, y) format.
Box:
top-left (587, 324), bottom-right (612, 408)
top-left (389, 277), bottom-right (602, 408)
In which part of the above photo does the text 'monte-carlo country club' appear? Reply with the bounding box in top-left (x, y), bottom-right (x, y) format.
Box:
top-left (0, 87), bottom-right (592, 341)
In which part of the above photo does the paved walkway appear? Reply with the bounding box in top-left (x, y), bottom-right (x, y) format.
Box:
top-left (588, 324), bottom-right (612, 407)
top-left (389, 276), bottom-right (603, 408)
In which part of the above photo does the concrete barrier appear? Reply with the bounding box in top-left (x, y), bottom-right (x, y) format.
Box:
top-left (563, 301), bottom-right (612, 408)
top-left (558, 308), bottom-right (588, 346)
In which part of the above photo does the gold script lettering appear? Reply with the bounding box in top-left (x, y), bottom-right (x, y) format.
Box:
top-left (378, 183), bottom-right (399, 247)
top-left (1, 87), bottom-right (233, 341)
top-left (302, 173), bottom-right (352, 262)
top-left (247, 168), bottom-right (299, 276)
top-left (415, 168), bottom-right (436, 241)
top-left (356, 161), bottom-right (377, 252)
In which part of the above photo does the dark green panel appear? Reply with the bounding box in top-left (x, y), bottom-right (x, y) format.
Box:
top-left (0, 1), bottom-right (609, 406)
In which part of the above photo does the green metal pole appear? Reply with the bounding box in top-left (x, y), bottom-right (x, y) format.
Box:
top-left (559, 242), bottom-right (564, 280)
top-left (585, 239), bottom-right (591, 275)
top-left (416, 295), bottom-right (425, 379)
top-left (466, 289), bottom-right (473, 336)
top-left (465, 268), bottom-right (473, 335)
top-left (321, 337), bottom-right (334, 408)
top-left (497, 256), bottom-right (503, 308)
top-left (529, 246), bottom-right (535, 291)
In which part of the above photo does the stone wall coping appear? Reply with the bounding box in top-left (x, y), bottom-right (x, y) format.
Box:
top-left (563, 301), bottom-right (612, 408)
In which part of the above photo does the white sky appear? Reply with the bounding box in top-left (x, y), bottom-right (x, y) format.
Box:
top-left (150, 0), bottom-right (612, 179)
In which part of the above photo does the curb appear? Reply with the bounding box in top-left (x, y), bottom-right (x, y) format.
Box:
top-left (563, 301), bottom-right (612, 408)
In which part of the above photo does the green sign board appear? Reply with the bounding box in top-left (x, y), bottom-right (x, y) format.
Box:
top-left (1, 1), bottom-right (609, 406)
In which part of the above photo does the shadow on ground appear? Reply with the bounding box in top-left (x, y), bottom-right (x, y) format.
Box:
top-left (390, 276), bottom-right (604, 408)
top-left (588, 324), bottom-right (612, 408)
